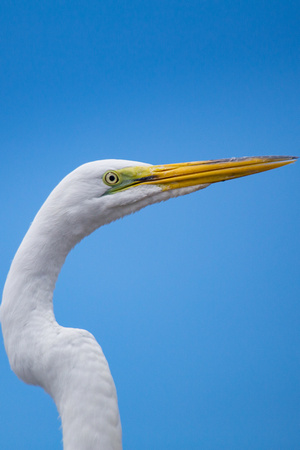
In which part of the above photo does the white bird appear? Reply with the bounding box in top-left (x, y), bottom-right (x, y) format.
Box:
top-left (0, 156), bottom-right (296, 449)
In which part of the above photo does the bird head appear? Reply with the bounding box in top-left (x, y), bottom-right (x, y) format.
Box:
top-left (39, 155), bottom-right (296, 243)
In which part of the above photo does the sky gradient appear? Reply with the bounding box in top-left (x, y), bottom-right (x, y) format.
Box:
top-left (0, 1), bottom-right (299, 449)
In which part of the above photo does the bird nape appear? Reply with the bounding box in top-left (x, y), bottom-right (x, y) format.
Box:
top-left (0, 155), bottom-right (297, 450)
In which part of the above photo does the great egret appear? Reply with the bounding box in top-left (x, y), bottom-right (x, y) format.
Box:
top-left (0, 156), bottom-right (296, 449)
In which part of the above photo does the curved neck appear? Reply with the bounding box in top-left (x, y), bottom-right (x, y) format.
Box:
top-left (1, 204), bottom-right (75, 343)
top-left (1, 199), bottom-right (122, 449)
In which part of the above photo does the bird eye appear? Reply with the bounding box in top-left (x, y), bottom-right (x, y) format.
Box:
top-left (103, 171), bottom-right (120, 186)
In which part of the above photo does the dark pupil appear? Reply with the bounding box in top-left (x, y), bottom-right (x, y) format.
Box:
top-left (109, 175), bottom-right (116, 182)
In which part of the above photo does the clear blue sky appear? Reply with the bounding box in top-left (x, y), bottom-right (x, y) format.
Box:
top-left (0, 1), bottom-right (299, 449)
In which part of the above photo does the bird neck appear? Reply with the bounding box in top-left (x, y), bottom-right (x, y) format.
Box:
top-left (1, 197), bottom-right (122, 450)
top-left (1, 194), bottom-right (88, 392)
top-left (1, 203), bottom-right (76, 339)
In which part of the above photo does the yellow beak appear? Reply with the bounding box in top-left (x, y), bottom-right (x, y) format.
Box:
top-left (136, 155), bottom-right (297, 191)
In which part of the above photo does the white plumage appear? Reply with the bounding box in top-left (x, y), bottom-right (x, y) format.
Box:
top-left (0, 156), bottom-right (296, 449)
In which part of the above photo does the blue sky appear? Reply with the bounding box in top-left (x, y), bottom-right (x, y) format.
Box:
top-left (0, 1), bottom-right (299, 448)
